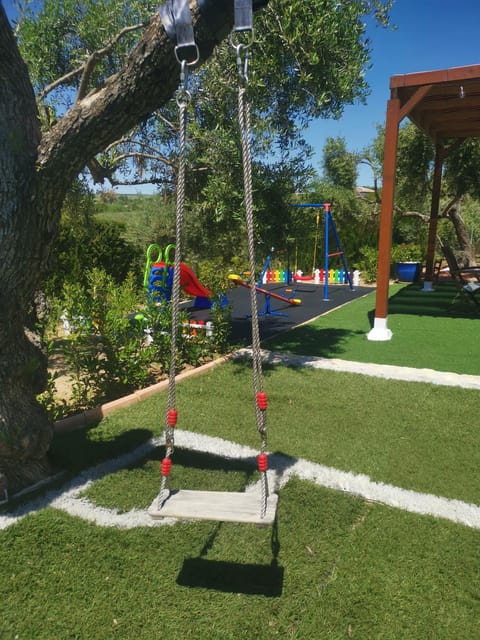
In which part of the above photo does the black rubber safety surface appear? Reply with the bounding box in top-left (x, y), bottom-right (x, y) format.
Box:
top-left (188, 282), bottom-right (374, 346)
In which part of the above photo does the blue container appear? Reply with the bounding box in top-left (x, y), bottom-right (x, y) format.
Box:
top-left (396, 262), bottom-right (421, 282)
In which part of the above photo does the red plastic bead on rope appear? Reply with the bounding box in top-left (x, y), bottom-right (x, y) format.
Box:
top-left (256, 392), bottom-right (268, 411)
top-left (161, 457), bottom-right (172, 476)
top-left (257, 453), bottom-right (268, 472)
top-left (167, 409), bottom-right (178, 427)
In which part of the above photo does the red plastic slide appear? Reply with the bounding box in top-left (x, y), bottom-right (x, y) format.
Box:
top-left (179, 263), bottom-right (211, 298)
top-left (151, 261), bottom-right (211, 298)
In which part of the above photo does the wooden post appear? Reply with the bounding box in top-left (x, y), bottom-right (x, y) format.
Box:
top-left (423, 145), bottom-right (445, 291)
top-left (368, 94), bottom-right (401, 341)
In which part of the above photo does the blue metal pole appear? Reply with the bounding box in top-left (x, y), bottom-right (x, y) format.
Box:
top-left (323, 203), bottom-right (330, 301)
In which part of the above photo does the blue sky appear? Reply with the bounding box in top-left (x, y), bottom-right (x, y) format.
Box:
top-left (307, 0), bottom-right (480, 185)
top-left (3, 1), bottom-right (480, 190)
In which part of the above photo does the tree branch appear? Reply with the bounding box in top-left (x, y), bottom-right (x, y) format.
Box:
top-left (108, 151), bottom-right (174, 167)
top-left (440, 194), bottom-right (461, 217)
top-left (37, 22), bottom-right (147, 103)
top-left (106, 175), bottom-right (170, 187)
top-left (76, 22), bottom-right (147, 101)
top-left (36, 6), bottom-right (234, 188)
top-left (104, 137), bottom-right (170, 157)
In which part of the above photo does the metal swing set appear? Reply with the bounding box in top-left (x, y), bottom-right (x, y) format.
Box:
top-left (148, 0), bottom-right (278, 526)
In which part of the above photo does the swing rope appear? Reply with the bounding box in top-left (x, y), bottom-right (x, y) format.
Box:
top-left (159, 61), bottom-right (189, 500)
top-left (158, 6), bottom-right (199, 503)
top-left (234, 38), bottom-right (269, 517)
top-left (156, 0), bottom-right (271, 520)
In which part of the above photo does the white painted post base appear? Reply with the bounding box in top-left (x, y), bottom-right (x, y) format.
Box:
top-left (367, 317), bottom-right (393, 341)
top-left (422, 281), bottom-right (434, 292)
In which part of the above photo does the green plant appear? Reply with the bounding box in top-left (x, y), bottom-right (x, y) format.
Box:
top-left (209, 299), bottom-right (232, 353)
top-left (46, 268), bottom-right (234, 415)
top-left (60, 269), bottom-right (156, 411)
top-left (391, 243), bottom-right (424, 263)
top-left (197, 259), bottom-right (235, 295)
top-left (36, 369), bottom-right (69, 422)
top-left (357, 245), bottom-right (378, 283)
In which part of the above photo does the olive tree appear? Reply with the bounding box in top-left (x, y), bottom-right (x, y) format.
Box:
top-left (0, 0), bottom-right (392, 492)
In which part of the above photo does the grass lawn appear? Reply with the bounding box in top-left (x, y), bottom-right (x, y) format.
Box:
top-left (51, 361), bottom-right (480, 506)
top-left (267, 282), bottom-right (480, 375)
top-left (2, 282), bottom-right (480, 638)
top-left (2, 482), bottom-right (479, 639)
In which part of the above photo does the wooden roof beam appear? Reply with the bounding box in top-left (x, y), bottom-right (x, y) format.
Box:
top-left (399, 84), bottom-right (433, 121)
top-left (390, 64), bottom-right (480, 89)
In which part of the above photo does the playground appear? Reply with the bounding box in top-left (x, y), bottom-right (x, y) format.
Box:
top-left (142, 238), bottom-right (370, 346)
top-left (191, 279), bottom-right (372, 345)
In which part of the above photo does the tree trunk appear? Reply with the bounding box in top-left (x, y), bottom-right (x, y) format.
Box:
top-left (447, 200), bottom-right (476, 266)
top-left (0, 2), bottom-right (239, 493)
top-left (0, 6), bottom-right (53, 492)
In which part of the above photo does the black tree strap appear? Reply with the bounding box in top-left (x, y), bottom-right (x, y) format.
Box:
top-left (160, 0), bottom-right (269, 47)
top-left (234, 0), bottom-right (253, 31)
top-left (159, 0), bottom-right (198, 63)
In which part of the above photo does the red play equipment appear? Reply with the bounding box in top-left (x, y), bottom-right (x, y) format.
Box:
top-left (153, 260), bottom-right (211, 299)
top-left (145, 243), bottom-right (212, 308)
top-left (229, 274), bottom-right (301, 317)
top-left (293, 274), bottom-right (314, 282)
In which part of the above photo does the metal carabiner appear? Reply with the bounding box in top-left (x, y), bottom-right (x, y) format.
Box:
top-left (234, 43), bottom-right (250, 84)
top-left (176, 58), bottom-right (193, 107)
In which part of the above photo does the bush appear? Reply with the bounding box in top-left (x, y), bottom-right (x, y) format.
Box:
top-left (197, 259), bottom-right (235, 295)
top-left (391, 243), bottom-right (424, 263)
top-left (45, 218), bottom-right (139, 296)
top-left (38, 268), bottom-right (234, 418)
top-left (60, 269), bottom-right (156, 411)
top-left (358, 246), bottom-right (378, 283)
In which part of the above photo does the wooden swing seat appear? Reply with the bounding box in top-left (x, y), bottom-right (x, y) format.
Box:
top-left (148, 489), bottom-right (278, 526)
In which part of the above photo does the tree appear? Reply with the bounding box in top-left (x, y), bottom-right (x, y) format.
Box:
top-left (322, 136), bottom-right (358, 189)
top-left (0, 1), bottom-right (234, 492)
top-left (0, 0), bottom-right (392, 492)
top-left (363, 123), bottom-right (480, 264)
top-left (17, 0), bottom-right (392, 262)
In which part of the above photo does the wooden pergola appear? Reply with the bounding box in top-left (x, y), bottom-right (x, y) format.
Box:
top-left (368, 64), bottom-right (480, 340)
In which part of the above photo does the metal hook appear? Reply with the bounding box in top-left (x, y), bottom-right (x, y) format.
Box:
top-left (234, 43), bottom-right (250, 83)
top-left (176, 59), bottom-right (192, 107)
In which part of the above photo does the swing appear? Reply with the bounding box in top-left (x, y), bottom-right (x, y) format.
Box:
top-left (148, 0), bottom-right (278, 526)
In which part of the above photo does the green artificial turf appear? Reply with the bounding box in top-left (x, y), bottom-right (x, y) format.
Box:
top-left (4, 282), bottom-right (480, 638)
top-left (1, 480), bottom-right (479, 639)
top-left (266, 283), bottom-right (480, 375)
top-left (50, 361), bottom-right (480, 506)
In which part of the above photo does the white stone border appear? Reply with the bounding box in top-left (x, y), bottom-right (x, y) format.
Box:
top-left (2, 429), bottom-right (480, 531)
top-left (235, 349), bottom-right (480, 390)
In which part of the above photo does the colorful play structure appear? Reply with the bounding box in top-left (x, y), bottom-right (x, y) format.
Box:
top-left (229, 273), bottom-right (301, 317)
top-left (294, 268), bottom-right (355, 285)
top-left (228, 254), bottom-right (301, 318)
top-left (143, 243), bottom-right (213, 309)
top-left (291, 202), bottom-right (354, 301)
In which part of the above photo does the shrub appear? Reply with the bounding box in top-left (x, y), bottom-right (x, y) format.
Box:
top-left (358, 246), bottom-right (378, 283)
top-left (391, 243), bottom-right (424, 263)
top-left (38, 268), bottom-right (234, 418)
top-left (197, 259), bottom-right (235, 295)
top-left (60, 269), bottom-right (155, 411)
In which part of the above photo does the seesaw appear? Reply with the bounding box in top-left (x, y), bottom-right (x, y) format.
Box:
top-left (228, 274), bottom-right (301, 317)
